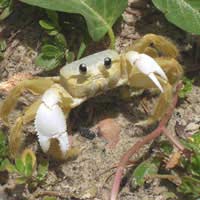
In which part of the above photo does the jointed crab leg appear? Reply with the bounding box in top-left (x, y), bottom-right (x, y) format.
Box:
top-left (137, 79), bottom-right (173, 126)
top-left (9, 99), bottom-right (41, 156)
top-left (155, 57), bottom-right (183, 85)
top-left (128, 34), bottom-right (179, 58)
top-left (127, 66), bottom-right (173, 126)
top-left (0, 78), bottom-right (57, 124)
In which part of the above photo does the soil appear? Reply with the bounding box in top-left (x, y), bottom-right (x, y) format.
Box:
top-left (0, 0), bottom-right (200, 200)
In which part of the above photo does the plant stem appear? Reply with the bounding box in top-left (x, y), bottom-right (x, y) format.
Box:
top-left (110, 82), bottom-right (183, 200)
top-left (108, 28), bottom-right (115, 49)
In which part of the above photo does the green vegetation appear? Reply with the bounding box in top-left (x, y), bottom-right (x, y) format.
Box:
top-left (152, 0), bottom-right (200, 35)
top-left (131, 132), bottom-right (200, 199)
top-left (20, 0), bottom-right (127, 44)
top-left (0, 131), bottom-right (8, 163)
top-left (0, 39), bottom-right (6, 60)
top-left (0, 0), bottom-right (127, 70)
top-left (35, 10), bottom-right (68, 70)
top-left (0, 0), bottom-right (13, 20)
top-left (179, 77), bottom-right (194, 98)
top-left (0, 145), bottom-right (48, 187)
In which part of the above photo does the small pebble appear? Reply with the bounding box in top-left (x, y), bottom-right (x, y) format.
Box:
top-left (185, 122), bottom-right (200, 133)
top-left (79, 127), bottom-right (96, 140)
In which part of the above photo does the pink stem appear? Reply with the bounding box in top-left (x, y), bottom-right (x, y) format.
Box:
top-left (110, 82), bottom-right (182, 200)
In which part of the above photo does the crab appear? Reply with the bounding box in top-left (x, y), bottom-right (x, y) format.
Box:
top-left (0, 34), bottom-right (183, 159)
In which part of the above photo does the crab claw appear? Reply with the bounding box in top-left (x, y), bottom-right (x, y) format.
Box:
top-left (126, 51), bottom-right (168, 92)
top-left (35, 88), bottom-right (69, 156)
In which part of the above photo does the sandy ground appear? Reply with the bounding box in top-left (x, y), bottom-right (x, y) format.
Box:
top-left (0, 0), bottom-right (200, 199)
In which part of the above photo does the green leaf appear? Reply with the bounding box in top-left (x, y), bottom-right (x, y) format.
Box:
top-left (189, 132), bottom-right (200, 148)
top-left (15, 158), bottom-right (25, 174)
top-left (0, 131), bottom-right (8, 159)
top-left (185, 0), bottom-right (200, 10)
top-left (24, 153), bottom-right (33, 177)
top-left (181, 132), bottom-right (200, 177)
top-left (77, 41), bottom-right (86, 60)
top-left (179, 77), bottom-right (193, 98)
top-left (0, 159), bottom-right (16, 172)
top-left (46, 10), bottom-right (60, 30)
top-left (159, 140), bottom-right (173, 155)
top-left (47, 29), bottom-right (59, 36)
top-left (0, 0), bottom-right (10, 8)
top-left (19, 0), bottom-right (128, 45)
top-left (181, 132), bottom-right (200, 153)
top-left (0, 39), bottom-right (6, 51)
top-left (178, 176), bottom-right (200, 198)
top-left (43, 196), bottom-right (57, 200)
top-left (0, 0), bottom-right (13, 21)
top-left (41, 44), bottom-right (61, 57)
top-left (0, 1), bottom-right (13, 20)
top-left (65, 50), bottom-right (75, 63)
top-left (190, 154), bottom-right (200, 176)
top-left (162, 191), bottom-right (178, 200)
top-left (54, 33), bottom-right (67, 49)
top-left (21, 149), bottom-right (36, 177)
top-left (39, 19), bottom-right (56, 30)
top-left (37, 159), bottom-right (48, 181)
top-left (152, 0), bottom-right (200, 35)
top-left (35, 52), bottom-right (64, 70)
top-left (131, 160), bottom-right (159, 187)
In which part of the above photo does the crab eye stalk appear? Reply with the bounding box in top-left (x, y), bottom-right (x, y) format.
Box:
top-left (79, 63), bottom-right (87, 73)
top-left (104, 57), bottom-right (112, 69)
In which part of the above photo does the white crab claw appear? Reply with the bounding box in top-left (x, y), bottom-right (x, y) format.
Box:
top-left (126, 51), bottom-right (168, 92)
top-left (35, 88), bottom-right (69, 156)
top-left (148, 73), bottom-right (164, 92)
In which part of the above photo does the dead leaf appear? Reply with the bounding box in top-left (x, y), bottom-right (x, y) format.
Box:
top-left (166, 151), bottom-right (181, 169)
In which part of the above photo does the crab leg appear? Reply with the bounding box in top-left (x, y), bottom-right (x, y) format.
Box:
top-left (9, 99), bottom-right (41, 157)
top-left (141, 79), bottom-right (173, 126)
top-left (127, 33), bottom-right (179, 58)
top-left (154, 57), bottom-right (183, 85)
top-left (0, 78), bottom-right (58, 125)
top-left (128, 67), bottom-right (173, 126)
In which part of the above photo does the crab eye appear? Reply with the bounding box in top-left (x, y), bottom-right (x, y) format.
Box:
top-left (104, 57), bottom-right (112, 69)
top-left (79, 63), bottom-right (87, 73)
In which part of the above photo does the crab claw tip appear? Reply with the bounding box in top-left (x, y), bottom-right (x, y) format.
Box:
top-left (57, 132), bottom-right (70, 156)
top-left (148, 73), bottom-right (164, 93)
top-left (38, 135), bottom-right (50, 153)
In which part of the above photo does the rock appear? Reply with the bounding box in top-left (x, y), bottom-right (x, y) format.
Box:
top-left (97, 118), bottom-right (121, 149)
top-left (185, 122), bottom-right (200, 133)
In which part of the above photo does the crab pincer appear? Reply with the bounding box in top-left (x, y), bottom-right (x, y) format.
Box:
top-left (35, 88), bottom-right (69, 156)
